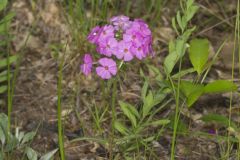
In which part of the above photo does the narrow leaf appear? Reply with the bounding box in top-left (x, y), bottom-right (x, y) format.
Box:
top-left (0, 55), bottom-right (18, 68)
top-left (21, 131), bottom-right (36, 145)
top-left (186, 5), bottom-right (199, 21)
top-left (0, 86), bottom-right (7, 94)
top-left (141, 81), bottom-right (148, 101)
top-left (0, 125), bottom-right (5, 145)
top-left (119, 101), bottom-right (137, 127)
top-left (114, 121), bottom-right (128, 135)
top-left (149, 119), bottom-right (170, 126)
top-left (176, 11), bottom-right (183, 32)
top-left (0, 113), bottom-right (8, 135)
top-left (142, 91), bottom-right (154, 118)
top-left (40, 149), bottom-right (58, 160)
top-left (201, 114), bottom-right (237, 129)
top-left (26, 147), bottom-right (38, 160)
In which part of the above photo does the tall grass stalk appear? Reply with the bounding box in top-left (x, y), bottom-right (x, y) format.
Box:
top-left (170, 58), bottom-right (183, 160)
top-left (227, 0), bottom-right (240, 159)
top-left (237, 0), bottom-right (240, 159)
top-left (57, 44), bottom-right (68, 160)
top-left (6, 23), bottom-right (11, 142)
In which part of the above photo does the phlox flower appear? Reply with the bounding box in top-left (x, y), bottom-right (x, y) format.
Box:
top-left (87, 26), bottom-right (102, 44)
top-left (123, 31), bottom-right (143, 46)
top-left (97, 25), bottom-right (115, 43)
top-left (96, 58), bottom-right (117, 79)
top-left (80, 54), bottom-right (93, 76)
top-left (110, 15), bottom-right (131, 30)
top-left (115, 41), bottom-right (134, 61)
top-left (130, 44), bottom-right (146, 60)
top-left (97, 37), bottom-right (118, 57)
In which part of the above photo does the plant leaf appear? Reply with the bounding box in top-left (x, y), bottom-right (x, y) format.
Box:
top-left (21, 131), bottom-right (36, 145)
top-left (0, 72), bottom-right (12, 83)
top-left (0, 113), bottom-right (8, 135)
top-left (142, 91), bottom-right (154, 118)
top-left (176, 11), bottom-right (183, 32)
top-left (5, 133), bottom-right (18, 152)
top-left (171, 68), bottom-right (195, 79)
top-left (141, 81), bottom-right (148, 101)
top-left (180, 81), bottom-right (204, 107)
top-left (186, 5), bottom-right (199, 21)
top-left (149, 119), bottom-right (170, 127)
top-left (0, 0), bottom-right (7, 12)
top-left (0, 125), bottom-right (5, 145)
top-left (0, 55), bottom-right (18, 68)
top-left (187, 87), bottom-right (204, 107)
top-left (164, 52), bottom-right (179, 74)
top-left (119, 101), bottom-right (138, 127)
top-left (204, 80), bottom-right (237, 93)
top-left (186, 0), bottom-right (194, 9)
top-left (171, 17), bottom-right (178, 33)
top-left (26, 147), bottom-right (38, 160)
top-left (114, 121), bottom-right (128, 135)
top-left (201, 113), bottom-right (237, 129)
top-left (40, 148), bottom-right (58, 160)
top-left (0, 86), bottom-right (7, 94)
top-left (189, 38), bottom-right (209, 74)
top-left (180, 81), bottom-right (203, 97)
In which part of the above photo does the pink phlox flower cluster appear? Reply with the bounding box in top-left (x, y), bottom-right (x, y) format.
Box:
top-left (81, 15), bottom-right (154, 79)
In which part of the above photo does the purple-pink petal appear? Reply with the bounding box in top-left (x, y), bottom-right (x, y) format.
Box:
top-left (87, 26), bottom-right (102, 44)
top-left (96, 58), bottom-right (117, 79)
top-left (81, 54), bottom-right (93, 76)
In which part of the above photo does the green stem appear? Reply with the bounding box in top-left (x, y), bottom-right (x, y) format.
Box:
top-left (109, 77), bottom-right (117, 160)
top-left (7, 27), bottom-right (11, 141)
top-left (170, 58), bottom-right (182, 160)
top-left (227, 1), bottom-right (239, 158)
top-left (57, 50), bottom-right (66, 160)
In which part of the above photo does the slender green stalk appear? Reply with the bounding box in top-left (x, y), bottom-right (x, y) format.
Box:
top-left (6, 21), bottom-right (11, 139)
top-left (170, 58), bottom-right (182, 160)
top-left (237, 0), bottom-right (240, 159)
top-left (226, 1), bottom-right (239, 158)
top-left (109, 77), bottom-right (117, 160)
top-left (57, 47), bottom-right (67, 160)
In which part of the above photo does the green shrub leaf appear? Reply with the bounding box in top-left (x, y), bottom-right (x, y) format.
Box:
top-left (180, 81), bottom-right (204, 107)
top-left (204, 80), bottom-right (237, 93)
top-left (189, 38), bottom-right (209, 74)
